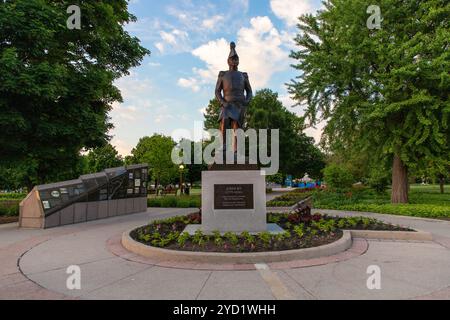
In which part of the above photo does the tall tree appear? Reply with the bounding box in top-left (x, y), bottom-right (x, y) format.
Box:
top-left (131, 134), bottom-right (178, 192)
top-left (177, 139), bottom-right (207, 186)
top-left (203, 89), bottom-right (325, 179)
top-left (85, 143), bottom-right (124, 173)
top-left (0, 0), bottom-right (149, 190)
top-left (289, 0), bottom-right (449, 203)
top-left (203, 98), bottom-right (221, 130)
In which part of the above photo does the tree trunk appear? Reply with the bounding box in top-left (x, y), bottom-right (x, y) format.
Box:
top-left (391, 154), bottom-right (409, 203)
top-left (439, 174), bottom-right (445, 194)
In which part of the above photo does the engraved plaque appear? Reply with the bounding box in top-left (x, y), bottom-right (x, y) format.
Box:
top-left (214, 184), bottom-right (254, 210)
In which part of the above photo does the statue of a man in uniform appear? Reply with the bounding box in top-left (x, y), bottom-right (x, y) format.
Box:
top-left (215, 42), bottom-right (253, 153)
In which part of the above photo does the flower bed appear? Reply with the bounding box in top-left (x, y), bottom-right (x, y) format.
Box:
top-left (130, 211), bottom-right (412, 253)
top-left (266, 190), bottom-right (313, 207)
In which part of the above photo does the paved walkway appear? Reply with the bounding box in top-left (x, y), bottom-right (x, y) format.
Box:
top-left (0, 207), bottom-right (449, 300)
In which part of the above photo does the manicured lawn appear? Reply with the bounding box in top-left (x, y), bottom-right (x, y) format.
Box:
top-left (313, 184), bottom-right (450, 218)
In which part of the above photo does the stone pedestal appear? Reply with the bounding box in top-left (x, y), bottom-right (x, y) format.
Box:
top-left (185, 169), bottom-right (283, 235)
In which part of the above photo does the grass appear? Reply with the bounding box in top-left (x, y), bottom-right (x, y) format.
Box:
top-left (313, 184), bottom-right (450, 218)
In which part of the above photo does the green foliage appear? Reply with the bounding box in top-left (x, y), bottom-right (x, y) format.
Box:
top-left (323, 164), bottom-right (354, 190)
top-left (240, 231), bottom-right (256, 245)
top-left (266, 190), bottom-right (313, 207)
top-left (313, 185), bottom-right (450, 218)
top-left (131, 211), bottom-right (413, 253)
top-left (0, 193), bottom-right (26, 200)
top-left (293, 225), bottom-right (304, 238)
top-left (192, 230), bottom-right (205, 246)
top-left (161, 197), bottom-right (177, 208)
top-left (130, 134), bottom-right (178, 187)
top-left (147, 195), bottom-right (200, 208)
top-left (258, 231), bottom-right (272, 248)
top-left (289, 0), bottom-right (450, 202)
top-left (368, 167), bottom-right (391, 194)
top-left (203, 98), bottom-right (221, 130)
top-left (212, 231), bottom-right (224, 246)
top-left (84, 144), bottom-right (124, 173)
top-left (0, 0), bottom-right (149, 189)
top-left (203, 89), bottom-right (325, 179)
top-left (177, 232), bottom-right (190, 247)
top-left (0, 202), bottom-right (19, 217)
top-left (224, 232), bottom-right (239, 246)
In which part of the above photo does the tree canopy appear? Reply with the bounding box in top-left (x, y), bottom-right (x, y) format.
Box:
top-left (203, 89), bottom-right (325, 179)
top-left (0, 0), bottom-right (149, 189)
top-left (130, 134), bottom-right (178, 189)
top-left (84, 144), bottom-right (124, 174)
top-left (289, 0), bottom-right (449, 202)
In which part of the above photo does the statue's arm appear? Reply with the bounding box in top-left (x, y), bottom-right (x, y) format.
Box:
top-left (243, 72), bottom-right (253, 105)
top-left (215, 71), bottom-right (226, 105)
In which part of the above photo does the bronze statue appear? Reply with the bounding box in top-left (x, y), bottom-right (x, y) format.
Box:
top-left (215, 42), bottom-right (253, 152)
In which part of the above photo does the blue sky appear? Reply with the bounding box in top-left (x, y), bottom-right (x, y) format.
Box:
top-left (110, 0), bottom-right (324, 155)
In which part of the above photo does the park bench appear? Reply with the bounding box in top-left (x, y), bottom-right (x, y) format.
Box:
top-left (160, 188), bottom-right (178, 196)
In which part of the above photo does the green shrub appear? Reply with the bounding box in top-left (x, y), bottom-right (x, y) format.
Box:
top-left (176, 199), bottom-right (190, 208)
top-left (368, 168), bottom-right (390, 194)
top-left (313, 187), bottom-right (450, 218)
top-left (147, 195), bottom-right (201, 208)
top-left (147, 198), bottom-right (161, 207)
top-left (323, 164), bottom-right (354, 190)
top-left (0, 203), bottom-right (19, 216)
top-left (189, 198), bottom-right (200, 208)
top-left (161, 196), bottom-right (177, 207)
top-left (0, 193), bottom-right (26, 200)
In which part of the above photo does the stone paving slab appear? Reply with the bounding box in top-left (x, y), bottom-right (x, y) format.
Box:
top-left (1, 207), bottom-right (449, 300)
top-left (197, 270), bottom-right (275, 300)
top-left (82, 266), bottom-right (211, 300)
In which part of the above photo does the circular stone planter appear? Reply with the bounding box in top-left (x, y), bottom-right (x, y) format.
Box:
top-left (121, 229), bottom-right (353, 264)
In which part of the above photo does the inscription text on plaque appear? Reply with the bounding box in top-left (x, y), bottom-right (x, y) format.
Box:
top-left (214, 184), bottom-right (254, 210)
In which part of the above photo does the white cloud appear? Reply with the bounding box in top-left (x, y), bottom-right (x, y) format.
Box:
top-left (155, 42), bottom-right (164, 53)
top-left (177, 77), bottom-right (201, 92)
top-left (270, 0), bottom-right (315, 27)
top-left (157, 29), bottom-right (190, 53)
top-left (111, 138), bottom-right (133, 157)
top-left (278, 93), bottom-right (296, 108)
top-left (160, 31), bottom-right (177, 45)
top-left (189, 16), bottom-right (292, 90)
top-left (202, 15), bottom-right (225, 29)
top-left (191, 38), bottom-right (229, 82)
top-left (304, 122), bottom-right (325, 144)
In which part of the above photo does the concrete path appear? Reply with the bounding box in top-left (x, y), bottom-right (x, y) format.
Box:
top-left (0, 207), bottom-right (449, 300)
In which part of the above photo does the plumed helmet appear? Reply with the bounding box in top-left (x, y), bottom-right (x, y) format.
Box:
top-left (228, 42), bottom-right (238, 59)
